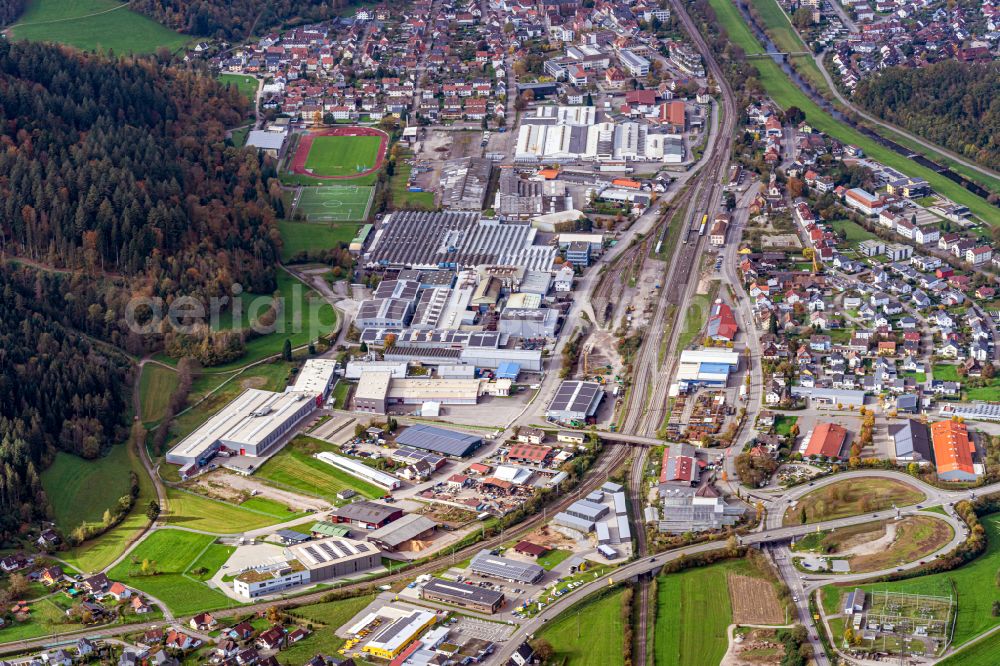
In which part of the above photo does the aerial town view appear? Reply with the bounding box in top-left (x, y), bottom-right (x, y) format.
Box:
top-left (1, 0), bottom-right (1000, 664)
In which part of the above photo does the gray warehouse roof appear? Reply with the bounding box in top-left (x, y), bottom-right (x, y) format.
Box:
top-left (891, 419), bottom-right (933, 462)
top-left (334, 500), bottom-right (399, 524)
top-left (470, 549), bottom-right (544, 584)
top-left (552, 512), bottom-right (594, 533)
top-left (394, 424), bottom-right (484, 457)
top-left (548, 381), bottom-right (603, 415)
top-left (365, 514), bottom-right (437, 549)
top-left (423, 578), bottom-right (505, 606)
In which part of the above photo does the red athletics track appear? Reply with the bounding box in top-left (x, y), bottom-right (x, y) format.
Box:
top-left (289, 126), bottom-right (389, 180)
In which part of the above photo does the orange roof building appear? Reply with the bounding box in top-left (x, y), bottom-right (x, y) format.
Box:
top-left (611, 177), bottom-right (641, 189)
top-left (537, 168), bottom-right (560, 180)
top-left (930, 420), bottom-right (977, 481)
top-left (804, 423), bottom-right (847, 459)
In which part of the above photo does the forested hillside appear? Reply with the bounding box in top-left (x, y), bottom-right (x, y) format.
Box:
top-left (0, 40), bottom-right (281, 300)
top-left (853, 61), bottom-right (1000, 171)
top-left (0, 265), bottom-right (132, 539)
top-left (0, 0), bottom-right (25, 26)
top-left (130, 0), bottom-right (358, 40)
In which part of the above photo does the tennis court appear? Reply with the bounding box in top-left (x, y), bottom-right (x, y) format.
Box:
top-left (295, 185), bottom-right (375, 222)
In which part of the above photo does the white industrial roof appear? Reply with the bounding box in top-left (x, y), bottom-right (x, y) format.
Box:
top-left (289, 359), bottom-right (338, 395)
top-left (356, 370), bottom-right (393, 400)
top-left (678, 349), bottom-right (741, 366)
top-left (168, 388), bottom-right (310, 461)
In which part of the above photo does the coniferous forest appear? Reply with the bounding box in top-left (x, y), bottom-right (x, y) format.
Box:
top-left (853, 61), bottom-right (1000, 172)
top-left (0, 41), bottom-right (281, 298)
top-left (0, 0), bottom-right (25, 27)
top-left (130, 0), bottom-right (360, 41)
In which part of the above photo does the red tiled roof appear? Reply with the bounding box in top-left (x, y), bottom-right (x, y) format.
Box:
top-left (805, 423), bottom-right (847, 458)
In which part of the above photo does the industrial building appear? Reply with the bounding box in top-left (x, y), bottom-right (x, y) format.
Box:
top-left (498, 308), bottom-right (560, 338)
top-left (552, 511), bottom-right (595, 532)
top-left (675, 349), bottom-right (740, 390)
top-left (891, 420), bottom-right (933, 465)
top-left (565, 499), bottom-right (609, 522)
top-left (394, 424), bottom-right (484, 458)
top-left (332, 501), bottom-right (404, 530)
top-left (495, 168), bottom-right (574, 219)
top-left (365, 514), bottom-right (437, 552)
top-left (365, 211), bottom-right (556, 272)
top-left (659, 443), bottom-right (700, 486)
top-left (356, 298), bottom-right (415, 329)
top-left (804, 423), bottom-right (848, 459)
top-left (440, 157), bottom-right (494, 210)
top-left (353, 371), bottom-right (485, 414)
top-left (288, 359), bottom-right (339, 399)
top-left (421, 578), bottom-right (505, 614)
top-left (233, 536), bottom-right (381, 599)
top-left (930, 420), bottom-right (978, 481)
top-left (790, 386), bottom-right (866, 409)
top-left (658, 486), bottom-right (744, 534)
top-left (166, 388), bottom-right (316, 467)
top-left (315, 452), bottom-right (402, 490)
top-left (355, 607), bottom-right (438, 660)
top-left (546, 380), bottom-right (604, 423)
top-left (469, 549), bottom-right (544, 584)
top-left (287, 536), bottom-right (381, 582)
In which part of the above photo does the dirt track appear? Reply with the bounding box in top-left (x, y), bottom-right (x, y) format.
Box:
top-left (289, 126), bottom-right (388, 180)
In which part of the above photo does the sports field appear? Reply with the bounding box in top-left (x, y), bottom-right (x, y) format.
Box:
top-left (304, 135), bottom-right (382, 177)
top-left (10, 0), bottom-right (190, 54)
top-left (296, 185), bottom-right (374, 222)
top-left (108, 529), bottom-right (239, 615)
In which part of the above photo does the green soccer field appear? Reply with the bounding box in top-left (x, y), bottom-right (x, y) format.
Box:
top-left (296, 185), bottom-right (374, 222)
top-left (304, 135), bottom-right (382, 177)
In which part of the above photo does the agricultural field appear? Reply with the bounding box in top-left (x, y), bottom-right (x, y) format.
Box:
top-left (538, 588), bottom-right (626, 666)
top-left (655, 559), bottom-right (785, 666)
top-left (219, 74), bottom-right (258, 102)
top-left (295, 185), bottom-right (374, 222)
top-left (938, 631), bottom-right (1000, 665)
top-left (785, 478), bottom-right (924, 525)
top-left (256, 436), bottom-right (383, 502)
top-left (822, 513), bottom-right (1000, 646)
top-left (41, 446), bottom-right (134, 531)
top-left (60, 441), bottom-right (156, 574)
top-left (108, 530), bottom-right (238, 615)
top-left (304, 135), bottom-right (382, 178)
top-left (705, 0), bottom-right (998, 224)
top-left (278, 219), bottom-right (361, 261)
top-left (279, 595), bottom-right (375, 663)
top-left (729, 574), bottom-right (785, 625)
top-left (10, 0), bottom-right (190, 54)
top-left (164, 488), bottom-right (304, 533)
top-left (139, 363), bottom-right (179, 425)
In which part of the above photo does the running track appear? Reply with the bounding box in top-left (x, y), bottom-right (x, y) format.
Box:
top-left (289, 126), bottom-right (389, 180)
